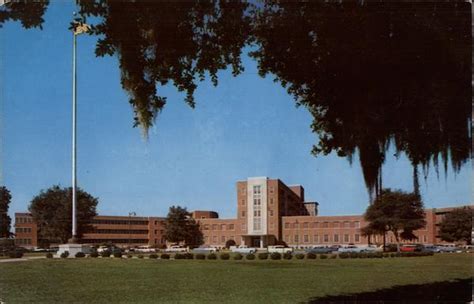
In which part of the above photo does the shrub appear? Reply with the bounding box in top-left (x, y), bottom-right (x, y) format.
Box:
top-left (220, 253), bottom-right (230, 260)
top-left (100, 251), bottom-right (111, 258)
top-left (184, 253), bottom-right (194, 260)
top-left (60, 251), bottom-right (69, 259)
top-left (113, 252), bottom-right (122, 258)
top-left (225, 239), bottom-right (236, 249)
top-left (349, 252), bottom-right (359, 259)
top-left (283, 252), bottom-right (292, 260)
top-left (207, 253), bottom-right (217, 260)
top-left (149, 253), bottom-right (158, 259)
top-left (295, 253), bottom-right (305, 260)
top-left (174, 253), bottom-right (185, 260)
top-left (126, 254), bottom-right (133, 259)
top-left (75, 252), bottom-right (86, 258)
top-left (46, 252), bottom-right (53, 259)
top-left (90, 252), bottom-right (99, 258)
top-left (358, 252), bottom-right (368, 259)
top-left (319, 254), bottom-right (328, 259)
top-left (160, 253), bottom-right (170, 260)
top-left (195, 253), bottom-right (205, 260)
top-left (330, 254), bottom-right (337, 259)
top-left (383, 253), bottom-right (391, 258)
top-left (258, 252), bottom-right (268, 260)
top-left (8, 251), bottom-right (24, 259)
top-left (339, 252), bottom-right (349, 259)
top-left (137, 254), bottom-right (144, 259)
top-left (246, 253), bottom-right (256, 260)
top-left (270, 252), bottom-right (281, 260)
top-left (306, 252), bottom-right (317, 259)
top-left (233, 253), bottom-right (243, 260)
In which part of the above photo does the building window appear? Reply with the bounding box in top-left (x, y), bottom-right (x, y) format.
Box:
top-left (344, 221), bottom-right (350, 228)
top-left (269, 210), bottom-right (274, 216)
top-left (241, 211), bottom-right (246, 217)
top-left (333, 222), bottom-right (340, 228)
top-left (221, 224), bottom-right (226, 230)
top-left (154, 230), bottom-right (158, 235)
top-left (355, 234), bottom-right (360, 243)
top-left (423, 235), bottom-right (427, 243)
top-left (344, 234), bottom-right (350, 242)
top-left (304, 235), bottom-right (309, 243)
top-left (270, 198), bottom-right (274, 205)
top-left (241, 199), bottom-right (245, 205)
top-left (334, 234), bottom-right (339, 242)
top-left (228, 224), bottom-right (234, 230)
top-left (253, 198), bottom-right (261, 206)
top-left (241, 223), bottom-right (246, 231)
top-left (322, 222), bottom-right (329, 228)
top-left (253, 210), bottom-right (261, 217)
top-left (212, 224), bottom-right (218, 230)
top-left (313, 235), bottom-right (319, 243)
top-left (294, 234), bottom-right (299, 243)
top-left (354, 221), bottom-right (360, 228)
top-left (253, 185), bottom-right (261, 195)
top-left (270, 186), bottom-right (274, 194)
top-left (212, 236), bottom-right (217, 243)
top-left (285, 222), bottom-right (290, 229)
top-left (323, 234), bottom-right (329, 243)
top-left (221, 236), bottom-right (226, 243)
top-left (303, 222), bottom-right (308, 229)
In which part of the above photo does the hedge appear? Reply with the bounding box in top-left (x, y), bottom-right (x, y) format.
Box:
top-left (160, 253), bottom-right (170, 259)
top-left (195, 253), bottom-right (205, 260)
top-left (258, 253), bottom-right (269, 260)
top-left (233, 253), bottom-right (243, 260)
top-left (306, 252), bottom-right (316, 259)
top-left (207, 253), bottom-right (217, 260)
top-left (75, 252), bottom-right (86, 258)
top-left (246, 253), bottom-right (256, 260)
top-left (283, 253), bottom-right (292, 260)
top-left (220, 253), bottom-right (230, 260)
top-left (270, 252), bottom-right (281, 260)
top-left (90, 252), bottom-right (99, 258)
top-left (149, 254), bottom-right (158, 259)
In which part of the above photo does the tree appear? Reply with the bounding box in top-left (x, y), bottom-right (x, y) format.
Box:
top-left (0, 186), bottom-right (13, 238)
top-left (164, 205), bottom-right (203, 248)
top-left (29, 185), bottom-right (98, 244)
top-left (225, 239), bottom-right (236, 249)
top-left (439, 207), bottom-right (472, 245)
top-left (364, 189), bottom-right (426, 252)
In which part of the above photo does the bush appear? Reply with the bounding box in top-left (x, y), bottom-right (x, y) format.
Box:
top-left (246, 253), bottom-right (256, 260)
top-left (295, 253), bottom-right (305, 260)
top-left (149, 253), bottom-right (158, 259)
top-left (233, 253), bottom-right (243, 260)
top-left (137, 254), bottom-right (144, 259)
top-left (283, 252), bottom-right (292, 260)
top-left (220, 253), bottom-right (230, 260)
top-left (60, 251), bottom-right (69, 259)
top-left (330, 254), bottom-right (337, 259)
top-left (184, 253), bottom-right (194, 260)
top-left (319, 254), bottom-right (328, 259)
top-left (207, 253), bottom-right (217, 260)
top-left (100, 251), bottom-right (111, 258)
top-left (90, 252), bottom-right (99, 258)
top-left (46, 252), bottom-right (53, 259)
top-left (8, 251), bottom-right (24, 259)
top-left (270, 252), bottom-right (281, 260)
top-left (358, 252), bottom-right (368, 259)
top-left (75, 252), bottom-right (86, 258)
top-left (195, 253), bottom-right (205, 260)
top-left (225, 239), bottom-right (236, 249)
top-left (160, 253), bottom-right (170, 260)
top-left (349, 252), bottom-right (359, 259)
top-left (174, 253), bottom-right (185, 260)
top-left (113, 251), bottom-right (122, 258)
top-left (126, 254), bottom-right (133, 259)
top-left (339, 252), bottom-right (349, 259)
top-left (258, 252), bottom-right (268, 260)
top-left (306, 252), bottom-right (316, 259)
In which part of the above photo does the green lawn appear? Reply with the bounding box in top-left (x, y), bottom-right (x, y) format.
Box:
top-left (0, 254), bottom-right (472, 303)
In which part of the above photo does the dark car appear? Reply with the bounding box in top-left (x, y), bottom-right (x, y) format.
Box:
top-left (306, 246), bottom-right (334, 254)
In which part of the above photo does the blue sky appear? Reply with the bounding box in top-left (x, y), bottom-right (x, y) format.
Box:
top-left (1, 3), bottom-right (471, 220)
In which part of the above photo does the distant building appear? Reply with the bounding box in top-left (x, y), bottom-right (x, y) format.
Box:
top-left (13, 177), bottom-right (471, 249)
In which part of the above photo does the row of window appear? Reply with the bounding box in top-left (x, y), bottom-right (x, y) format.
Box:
top-left (284, 221), bottom-right (361, 229)
top-left (91, 229), bottom-right (149, 235)
top-left (16, 217), bottom-right (33, 224)
top-left (15, 238), bottom-right (32, 245)
top-left (202, 224), bottom-right (235, 231)
top-left (90, 219), bottom-right (149, 226)
top-left (83, 239), bottom-right (148, 244)
top-left (204, 235), bottom-right (235, 244)
top-left (16, 227), bottom-right (32, 233)
top-left (284, 234), bottom-right (361, 244)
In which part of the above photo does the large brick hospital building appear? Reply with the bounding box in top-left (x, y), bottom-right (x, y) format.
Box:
top-left (14, 177), bottom-right (468, 249)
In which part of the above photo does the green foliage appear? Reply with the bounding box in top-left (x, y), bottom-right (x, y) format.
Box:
top-left (149, 254), bottom-right (158, 259)
top-left (75, 252), bottom-right (86, 258)
top-left (0, 186), bottom-right (13, 238)
top-left (207, 253), bottom-right (217, 260)
top-left (257, 253), bottom-right (268, 260)
top-left (160, 253), bottom-right (170, 260)
top-left (246, 253), bottom-right (255, 260)
top-left (270, 252), bottom-right (281, 260)
top-left (225, 239), bottom-right (236, 249)
top-left (137, 254), bottom-right (144, 259)
top-left (319, 254), bottom-right (328, 259)
top-left (113, 251), bottom-right (122, 258)
top-left (28, 186), bottom-right (98, 244)
top-left (195, 253), bottom-right (205, 260)
top-left (439, 207), bottom-right (473, 244)
top-left (46, 252), bottom-right (53, 258)
top-left (174, 253), bottom-right (185, 260)
top-left (329, 254), bottom-right (337, 259)
top-left (164, 206), bottom-right (203, 248)
top-left (283, 253), bottom-right (292, 260)
top-left (60, 251), bottom-right (69, 259)
top-left (220, 253), bottom-right (230, 260)
top-left (0, 1), bottom-right (48, 29)
top-left (126, 254), bottom-right (133, 259)
top-left (339, 253), bottom-right (349, 259)
top-left (90, 252), bottom-right (99, 258)
top-left (183, 253), bottom-right (194, 260)
top-left (364, 189), bottom-right (426, 249)
top-left (306, 252), bottom-right (316, 259)
top-left (100, 251), bottom-right (111, 258)
top-left (295, 253), bottom-right (305, 260)
top-left (8, 251), bottom-right (24, 258)
top-left (233, 253), bottom-right (243, 260)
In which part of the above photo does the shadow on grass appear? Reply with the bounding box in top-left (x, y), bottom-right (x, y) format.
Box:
top-left (307, 277), bottom-right (472, 303)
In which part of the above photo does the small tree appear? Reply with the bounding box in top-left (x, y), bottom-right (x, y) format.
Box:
top-left (439, 207), bottom-right (472, 245)
top-left (225, 239), bottom-right (236, 249)
top-left (164, 206), bottom-right (203, 247)
top-left (364, 189), bottom-right (426, 252)
top-left (29, 186), bottom-right (98, 243)
top-left (0, 186), bottom-right (13, 238)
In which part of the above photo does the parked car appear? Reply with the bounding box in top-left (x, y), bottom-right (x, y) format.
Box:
top-left (165, 245), bottom-right (189, 253)
top-left (230, 246), bottom-right (257, 254)
top-left (268, 245), bottom-right (293, 254)
top-left (422, 245), bottom-right (441, 253)
top-left (191, 246), bottom-right (218, 254)
top-left (135, 246), bottom-right (156, 253)
top-left (360, 245), bottom-right (383, 253)
top-left (338, 245), bottom-right (365, 253)
top-left (400, 244), bottom-right (423, 252)
top-left (437, 245), bottom-right (462, 253)
top-left (306, 246), bottom-right (334, 254)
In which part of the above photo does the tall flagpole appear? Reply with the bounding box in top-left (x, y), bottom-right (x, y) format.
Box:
top-left (71, 22), bottom-right (78, 242)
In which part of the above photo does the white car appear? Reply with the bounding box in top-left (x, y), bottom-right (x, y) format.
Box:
top-left (360, 245), bottom-right (383, 252)
top-left (135, 246), bottom-right (156, 253)
top-left (267, 245), bottom-right (293, 254)
top-left (338, 245), bottom-right (365, 253)
top-left (191, 247), bottom-right (218, 254)
top-left (165, 245), bottom-right (189, 253)
top-left (230, 246), bottom-right (257, 254)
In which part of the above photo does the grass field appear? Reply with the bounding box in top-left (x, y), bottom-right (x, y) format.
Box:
top-left (0, 253), bottom-right (472, 303)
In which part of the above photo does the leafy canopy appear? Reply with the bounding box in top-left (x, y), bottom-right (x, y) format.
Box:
top-left (439, 207), bottom-right (472, 245)
top-left (164, 205), bottom-right (203, 247)
top-left (0, 186), bottom-right (13, 238)
top-left (29, 185), bottom-right (98, 244)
